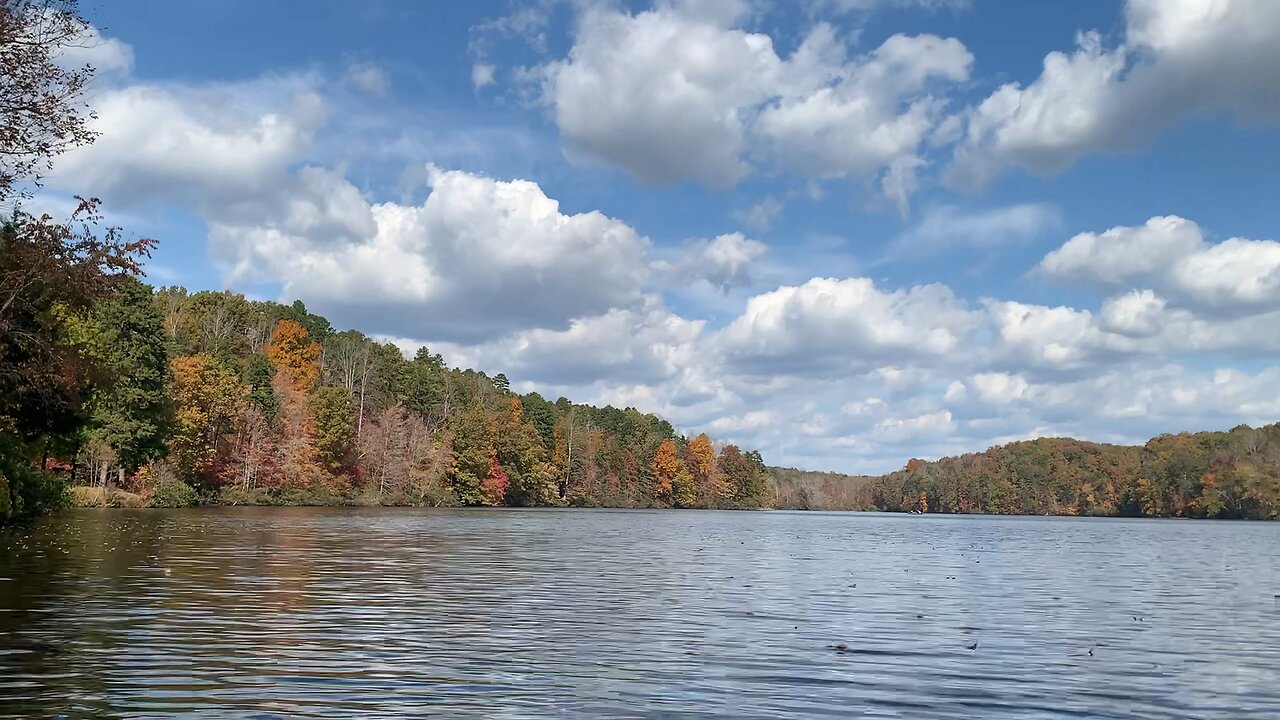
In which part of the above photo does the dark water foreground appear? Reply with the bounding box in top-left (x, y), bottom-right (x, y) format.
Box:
top-left (1, 509), bottom-right (1277, 718)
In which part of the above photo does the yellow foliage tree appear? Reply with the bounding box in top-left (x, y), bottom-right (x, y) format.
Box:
top-left (672, 461), bottom-right (696, 508)
top-left (651, 439), bottom-right (678, 506)
top-left (688, 433), bottom-right (715, 478)
top-left (168, 354), bottom-right (243, 481)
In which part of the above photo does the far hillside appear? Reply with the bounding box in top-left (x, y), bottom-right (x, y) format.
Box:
top-left (770, 424), bottom-right (1280, 520)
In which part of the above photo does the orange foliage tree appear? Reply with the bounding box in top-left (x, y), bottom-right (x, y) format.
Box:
top-left (650, 439), bottom-right (678, 506)
top-left (266, 319), bottom-right (320, 392)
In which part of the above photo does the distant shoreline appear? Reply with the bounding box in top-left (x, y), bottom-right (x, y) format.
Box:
top-left (65, 485), bottom-right (1273, 520)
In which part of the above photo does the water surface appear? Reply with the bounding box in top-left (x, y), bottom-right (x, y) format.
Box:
top-left (2, 508), bottom-right (1277, 718)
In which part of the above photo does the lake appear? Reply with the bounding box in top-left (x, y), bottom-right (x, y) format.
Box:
top-left (1, 508), bottom-right (1277, 718)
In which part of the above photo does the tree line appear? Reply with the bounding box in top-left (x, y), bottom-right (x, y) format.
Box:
top-left (2, 279), bottom-right (775, 518)
top-left (772, 428), bottom-right (1280, 520)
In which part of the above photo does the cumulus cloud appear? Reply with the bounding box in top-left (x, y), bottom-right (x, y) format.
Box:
top-left (534, 2), bottom-right (971, 207)
top-left (54, 23), bottom-right (134, 76)
top-left (536, 5), bottom-right (776, 186)
top-left (437, 300), bottom-right (704, 386)
top-left (982, 299), bottom-right (1147, 374)
top-left (53, 79), bottom-right (325, 206)
top-left (1039, 215), bottom-right (1280, 315)
top-left (657, 232), bottom-right (768, 291)
top-left (969, 372), bottom-right (1030, 405)
top-left (212, 165), bottom-right (652, 341)
top-left (1098, 290), bottom-right (1168, 338)
top-left (716, 277), bottom-right (981, 374)
top-left (949, 0), bottom-right (1280, 187)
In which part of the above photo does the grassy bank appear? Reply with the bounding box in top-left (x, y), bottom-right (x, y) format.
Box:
top-left (68, 484), bottom-right (459, 509)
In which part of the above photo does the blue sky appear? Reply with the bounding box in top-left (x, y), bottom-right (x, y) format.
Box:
top-left (43, 0), bottom-right (1280, 472)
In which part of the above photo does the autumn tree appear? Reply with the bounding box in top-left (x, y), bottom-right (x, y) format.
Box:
top-left (0, 0), bottom-right (99, 200)
top-left (687, 433), bottom-right (718, 506)
top-left (0, 0), bottom-right (161, 521)
top-left (483, 457), bottom-right (509, 506)
top-left (266, 319), bottom-right (320, 392)
top-left (716, 444), bottom-right (769, 508)
top-left (167, 354), bottom-right (242, 483)
top-left (671, 461), bottom-right (696, 508)
top-left (650, 439), bottom-right (678, 507)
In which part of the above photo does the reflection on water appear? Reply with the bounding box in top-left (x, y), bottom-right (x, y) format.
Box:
top-left (2, 508), bottom-right (1277, 718)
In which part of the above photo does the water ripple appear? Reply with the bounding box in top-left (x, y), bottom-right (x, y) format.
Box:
top-left (2, 508), bottom-right (1278, 718)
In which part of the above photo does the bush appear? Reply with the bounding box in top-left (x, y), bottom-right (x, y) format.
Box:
top-left (216, 485), bottom-right (348, 506)
top-left (140, 462), bottom-right (198, 508)
top-left (215, 486), bottom-right (274, 506)
top-left (1, 433), bottom-right (69, 522)
top-left (70, 486), bottom-right (145, 508)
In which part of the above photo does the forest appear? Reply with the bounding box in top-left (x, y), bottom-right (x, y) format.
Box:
top-left (1, 277), bottom-right (774, 518)
top-left (771, 426), bottom-right (1280, 520)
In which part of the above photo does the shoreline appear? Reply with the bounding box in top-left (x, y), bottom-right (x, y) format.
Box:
top-left (64, 487), bottom-right (1270, 520)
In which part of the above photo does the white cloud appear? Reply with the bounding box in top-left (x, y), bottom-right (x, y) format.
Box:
top-left (537, 5), bottom-right (777, 187)
top-left (535, 3), bottom-right (971, 207)
top-left (822, 0), bottom-right (970, 11)
top-left (53, 80), bottom-right (325, 206)
top-left (1037, 215), bottom-right (1204, 287)
top-left (716, 277), bottom-right (980, 374)
top-left (950, 0), bottom-right (1280, 187)
top-left (471, 63), bottom-right (496, 89)
top-left (54, 23), bottom-right (134, 76)
top-left (440, 300), bottom-right (704, 386)
top-left (874, 410), bottom-right (955, 442)
top-left (890, 202), bottom-right (1059, 258)
top-left (734, 196), bottom-right (783, 232)
top-left (1169, 237), bottom-right (1280, 312)
top-left (345, 62), bottom-right (389, 96)
top-left (708, 409), bottom-right (780, 434)
top-left (1039, 215), bottom-right (1280, 315)
top-left (983, 300), bottom-right (1128, 372)
top-left (970, 372), bottom-right (1029, 405)
top-left (659, 232), bottom-right (768, 291)
top-left (754, 29), bottom-right (972, 213)
top-left (1098, 290), bottom-right (1167, 338)
top-left (212, 166), bottom-right (652, 341)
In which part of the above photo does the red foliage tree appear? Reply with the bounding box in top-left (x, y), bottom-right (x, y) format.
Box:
top-left (483, 457), bottom-right (509, 506)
